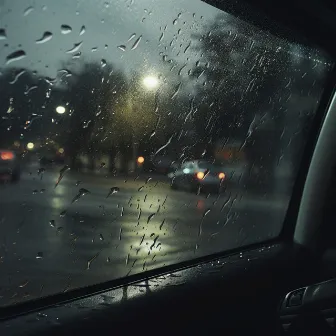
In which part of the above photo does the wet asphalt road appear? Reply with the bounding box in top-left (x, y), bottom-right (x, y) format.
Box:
top-left (0, 166), bottom-right (288, 307)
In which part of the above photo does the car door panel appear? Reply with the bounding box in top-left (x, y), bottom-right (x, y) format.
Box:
top-left (1, 242), bottom-right (316, 335)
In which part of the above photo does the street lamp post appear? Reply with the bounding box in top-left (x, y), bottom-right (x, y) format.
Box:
top-left (130, 76), bottom-right (159, 171)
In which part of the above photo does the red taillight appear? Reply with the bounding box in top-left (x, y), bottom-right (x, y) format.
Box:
top-left (196, 171), bottom-right (205, 180)
top-left (0, 151), bottom-right (14, 160)
top-left (218, 172), bottom-right (225, 180)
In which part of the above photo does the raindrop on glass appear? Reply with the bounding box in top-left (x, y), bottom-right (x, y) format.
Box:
top-left (147, 213), bottom-right (155, 224)
top-left (71, 188), bottom-right (90, 204)
top-left (128, 33), bottom-right (136, 42)
top-left (117, 45), bottom-right (126, 51)
top-left (23, 6), bottom-right (34, 16)
top-left (6, 50), bottom-right (26, 65)
top-left (61, 25), bottom-right (72, 34)
top-left (66, 42), bottom-right (83, 53)
top-left (106, 187), bottom-right (120, 198)
top-left (36, 252), bottom-right (43, 259)
top-left (79, 25), bottom-right (86, 36)
top-left (36, 32), bottom-right (53, 44)
top-left (0, 29), bottom-right (7, 40)
top-left (131, 35), bottom-right (142, 50)
top-left (49, 220), bottom-right (56, 228)
top-left (101, 59), bottom-right (107, 67)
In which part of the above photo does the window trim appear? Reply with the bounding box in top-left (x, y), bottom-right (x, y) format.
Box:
top-left (294, 88), bottom-right (336, 249)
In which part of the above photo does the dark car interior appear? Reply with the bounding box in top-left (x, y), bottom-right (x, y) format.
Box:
top-left (2, 0), bottom-right (336, 335)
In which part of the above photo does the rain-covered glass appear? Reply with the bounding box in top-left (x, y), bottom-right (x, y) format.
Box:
top-left (0, 0), bottom-right (333, 306)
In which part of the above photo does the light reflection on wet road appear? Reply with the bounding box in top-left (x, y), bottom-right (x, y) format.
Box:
top-left (0, 167), bottom-right (287, 306)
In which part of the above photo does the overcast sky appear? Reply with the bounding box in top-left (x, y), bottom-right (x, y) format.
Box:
top-left (0, 0), bottom-right (221, 80)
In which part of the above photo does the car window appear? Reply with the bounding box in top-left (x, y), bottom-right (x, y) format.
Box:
top-left (0, 0), bottom-right (333, 307)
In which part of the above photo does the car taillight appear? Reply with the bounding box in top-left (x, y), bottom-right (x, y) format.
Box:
top-left (196, 171), bottom-right (204, 180)
top-left (218, 172), bottom-right (225, 180)
top-left (0, 151), bottom-right (14, 160)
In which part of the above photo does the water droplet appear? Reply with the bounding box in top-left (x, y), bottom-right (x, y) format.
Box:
top-left (106, 257), bottom-right (111, 262)
top-left (171, 82), bottom-right (181, 99)
top-left (36, 31), bottom-right (53, 44)
top-left (55, 165), bottom-right (70, 188)
top-left (49, 220), bottom-right (56, 228)
top-left (128, 33), bottom-right (136, 42)
top-left (72, 51), bottom-right (81, 59)
top-left (0, 29), bottom-right (6, 40)
top-left (71, 188), bottom-right (90, 204)
top-left (147, 213), bottom-right (155, 224)
top-left (75, 180), bottom-right (81, 186)
top-left (159, 219), bottom-right (165, 230)
top-left (60, 210), bottom-right (67, 217)
top-left (32, 189), bottom-right (38, 194)
top-left (117, 45), bottom-right (126, 51)
top-left (91, 47), bottom-right (98, 52)
top-left (57, 226), bottom-right (63, 234)
top-left (184, 41), bottom-right (191, 53)
top-left (40, 189), bottom-right (45, 193)
top-left (61, 25), bottom-right (72, 34)
top-left (36, 252), bottom-right (43, 259)
top-left (131, 35), bottom-right (142, 50)
top-left (101, 59), bottom-right (107, 67)
top-left (66, 42), bottom-right (83, 53)
top-left (154, 135), bottom-right (173, 156)
top-left (106, 187), bottom-right (120, 198)
top-left (159, 32), bottom-right (164, 41)
top-left (203, 209), bottom-right (211, 218)
top-left (99, 234), bottom-right (104, 241)
top-left (9, 69), bottom-right (26, 84)
top-left (24, 85), bottom-right (38, 95)
top-left (79, 25), bottom-right (86, 35)
top-left (138, 186), bottom-right (144, 192)
top-left (87, 252), bottom-right (99, 270)
top-left (6, 50), bottom-right (26, 65)
top-left (23, 6), bottom-right (34, 16)
top-left (19, 280), bottom-right (29, 288)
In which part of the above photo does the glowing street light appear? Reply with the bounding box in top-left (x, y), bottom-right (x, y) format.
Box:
top-left (143, 76), bottom-right (159, 90)
top-left (56, 106), bottom-right (66, 114)
top-left (26, 142), bottom-right (35, 150)
top-left (137, 156), bottom-right (145, 164)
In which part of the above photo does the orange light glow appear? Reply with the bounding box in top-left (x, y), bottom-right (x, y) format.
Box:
top-left (137, 156), bottom-right (145, 164)
top-left (218, 172), bottom-right (225, 180)
top-left (0, 151), bottom-right (14, 160)
top-left (196, 171), bottom-right (205, 180)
